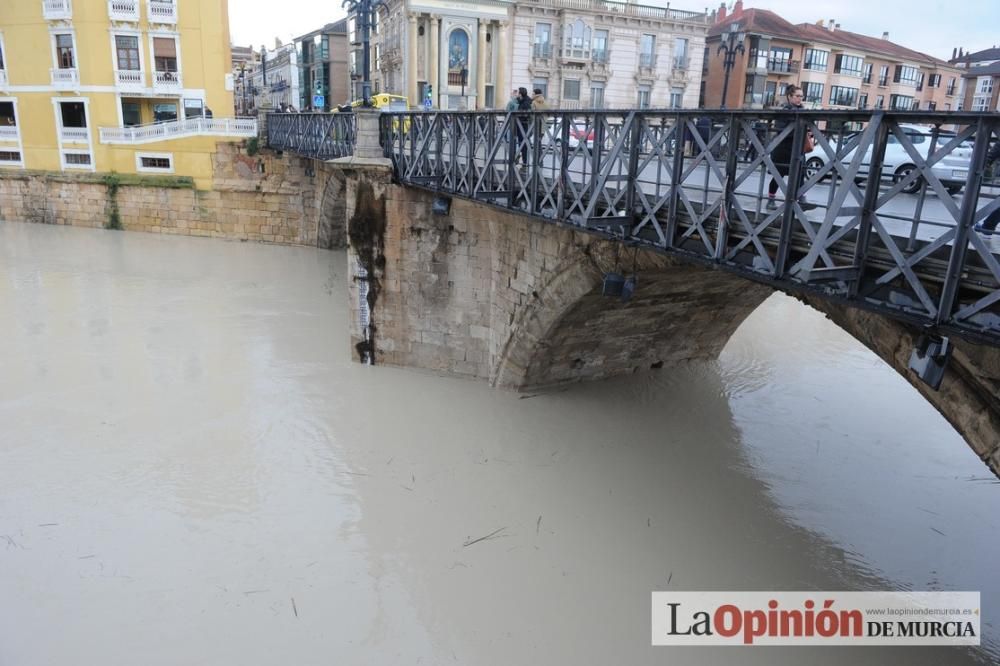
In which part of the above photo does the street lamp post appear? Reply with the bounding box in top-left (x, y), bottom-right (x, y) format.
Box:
top-left (717, 23), bottom-right (746, 109)
top-left (342, 0), bottom-right (385, 107)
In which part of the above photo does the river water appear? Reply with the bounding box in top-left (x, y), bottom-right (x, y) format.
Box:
top-left (1, 221), bottom-right (997, 665)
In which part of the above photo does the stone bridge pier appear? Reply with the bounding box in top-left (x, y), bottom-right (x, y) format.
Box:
top-left (336, 159), bottom-right (1000, 477)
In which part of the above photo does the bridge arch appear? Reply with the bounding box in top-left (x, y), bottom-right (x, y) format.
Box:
top-left (492, 243), bottom-right (1000, 475)
top-left (492, 245), bottom-right (773, 390)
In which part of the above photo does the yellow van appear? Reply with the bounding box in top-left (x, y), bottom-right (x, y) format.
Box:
top-left (335, 94), bottom-right (411, 132)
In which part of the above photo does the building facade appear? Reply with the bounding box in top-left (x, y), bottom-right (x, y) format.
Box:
top-left (0, 0), bottom-right (246, 188)
top-left (368, 0), bottom-right (509, 110)
top-left (950, 47), bottom-right (1000, 112)
top-left (364, 0), bottom-right (709, 110)
top-left (248, 43), bottom-right (300, 112)
top-left (704, 1), bottom-right (962, 112)
top-left (294, 20), bottom-right (350, 112)
top-left (512, 0), bottom-right (707, 110)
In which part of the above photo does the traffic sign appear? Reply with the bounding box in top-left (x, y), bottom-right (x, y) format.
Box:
top-left (312, 94), bottom-right (325, 109)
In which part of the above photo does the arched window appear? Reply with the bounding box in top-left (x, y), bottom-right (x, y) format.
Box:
top-left (564, 19), bottom-right (591, 57)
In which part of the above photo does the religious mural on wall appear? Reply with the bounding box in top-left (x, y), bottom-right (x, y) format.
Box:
top-left (448, 29), bottom-right (469, 74)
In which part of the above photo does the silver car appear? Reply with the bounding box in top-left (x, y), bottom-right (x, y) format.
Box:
top-left (803, 124), bottom-right (972, 195)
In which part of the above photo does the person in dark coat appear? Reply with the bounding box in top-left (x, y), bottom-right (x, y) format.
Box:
top-left (514, 87), bottom-right (532, 164)
top-left (766, 84), bottom-right (814, 210)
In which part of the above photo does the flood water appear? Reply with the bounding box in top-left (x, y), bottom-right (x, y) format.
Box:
top-left (1, 220), bottom-right (997, 665)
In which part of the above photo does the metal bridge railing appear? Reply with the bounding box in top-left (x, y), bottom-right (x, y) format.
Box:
top-left (380, 108), bottom-right (1000, 346)
top-left (266, 112), bottom-right (356, 160)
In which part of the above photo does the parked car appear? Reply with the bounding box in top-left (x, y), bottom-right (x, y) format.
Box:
top-left (803, 124), bottom-right (972, 195)
top-left (543, 118), bottom-right (595, 149)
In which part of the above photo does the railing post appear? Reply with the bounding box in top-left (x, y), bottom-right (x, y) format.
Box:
top-left (937, 115), bottom-right (995, 324)
top-left (717, 112), bottom-right (740, 261)
top-left (849, 112), bottom-right (889, 298)
top-left (773, 115), bottom-right (808, 278)
top-left (624, 111), bottom-right (643, 233)
top-left (665, 112), bottom-right (686, 248)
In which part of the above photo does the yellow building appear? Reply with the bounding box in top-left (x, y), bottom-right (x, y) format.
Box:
top-left (0, 0), bottom-right (254, 189)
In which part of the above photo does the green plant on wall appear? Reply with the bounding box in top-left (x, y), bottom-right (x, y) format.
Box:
top-left (103, 173), bottom-right (123, 230)
top-left (246, 136), bottom-right (260, 156)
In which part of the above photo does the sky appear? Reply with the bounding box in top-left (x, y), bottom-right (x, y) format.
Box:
top-left (228, 0), bottom-right (998, 63)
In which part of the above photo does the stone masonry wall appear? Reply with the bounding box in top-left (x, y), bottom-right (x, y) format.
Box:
top-left (343, 167), bottom-right (773, 389)
top-left (0, 143), bottom-right (347, 248)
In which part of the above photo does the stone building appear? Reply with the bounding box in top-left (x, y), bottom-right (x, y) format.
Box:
top-left (366, 0), bottom-right (709, 110)
top-left (511, 0), bottom-right (708, 109)
top-left (704, 1), bottom-right (962, 111)
top-left (249, 43), bottom-right (300, 112)
top-left (370, 0), bottom-right (509, 110)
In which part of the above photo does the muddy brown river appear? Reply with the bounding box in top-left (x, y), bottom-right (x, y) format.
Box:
top-left (1, 221), bottom-right (997, 665)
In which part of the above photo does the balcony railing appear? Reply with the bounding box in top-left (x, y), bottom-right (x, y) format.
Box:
top-left (533, 43), bottom-right (552, 58)
top-left (0, 126), bottom-right (18, 141)
top-left (592, 49), bottom-right (608, 64)
top-left (153, 70), bottom-right (182, 93)
top-left (639, 53), bottom-right (656, 68)
top-left (673, 56), bottom-right (689, 70)
top-left (43, 0), bottom-right (72, 20)
top-left (51, 67), bottom-right (79, 87)
top-left (108, 0), bottom-right (138, 21)
top-left (60, 127), bottom-right (89, 142)
top-left (115, 69), bottom-right (144, 91)
top-left (99, 117), bottom-right (258, 144)
top-left (148, 0), bottom-right (177, 23)
top-left (767, 59), bottom-right (799, 74)
top-left (0, 71), bottom-right (7, 87)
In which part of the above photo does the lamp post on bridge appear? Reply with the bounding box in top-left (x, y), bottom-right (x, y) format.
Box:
top-left (342, 0), bottom-right (385, 107)
top-left (717, 22), bottom-right (746, 109)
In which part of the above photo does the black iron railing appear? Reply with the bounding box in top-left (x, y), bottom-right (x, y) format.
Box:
top-left (266, 112), bottom-right (356, 159)
top-left (380, 109), bottom-right (1000, 346)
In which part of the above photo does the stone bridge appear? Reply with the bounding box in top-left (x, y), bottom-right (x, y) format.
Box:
top-left (285, 110), bottom-right (1000, 476)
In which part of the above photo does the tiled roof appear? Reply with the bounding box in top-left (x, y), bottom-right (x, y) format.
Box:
top-left (962, 61), bottom-right (1000, 78)
top-left (708, 8), bottom-right (951, 67)
top-left (952, 47), bottom-right (1000, 65)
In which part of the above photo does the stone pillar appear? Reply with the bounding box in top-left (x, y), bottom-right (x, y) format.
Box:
top-left (429, 15), bottom-right (440, 107)
top-left (496, 21), bottom-right (509, 107)
top-left (353, 109), bottom-right (384, 159)
top-left (477, 21), bottom-right (488, 108)
top-left (408, 15), bottom-right (419, 107)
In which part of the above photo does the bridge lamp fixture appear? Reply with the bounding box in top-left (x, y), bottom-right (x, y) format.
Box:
top-left (717, 23), bottom-right (746, 110)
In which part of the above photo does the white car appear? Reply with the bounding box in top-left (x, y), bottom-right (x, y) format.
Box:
top-left (803, 124), bottom-right (972, 195)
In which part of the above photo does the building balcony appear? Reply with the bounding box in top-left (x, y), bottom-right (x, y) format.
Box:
top-left (0, 125), bottom-right (18, 141)
top-left (533, 43), bottom-right (552, 59)
top-left (43, 0), bottom-right (72, 20)
top-left (147, 0), bottom-right (177, 24)
top-left (60, 126), bottom-right (89, 143)
top-left (767, 59), bottom-right (799, 75)
top-left (673, 56), bottom-right (689, 70)
top-left (107, 0), bottom-right (138, 21)
top-left (639, 53), bottom-right (656, 68)
top-left (153, 70), bottom-right (182, 94)
top-left (0, 71), bottom-right (7, 88)
top-left (51, 67), bottom-right (79, 88)
top-left (99, 117), bottom-right (258, 144)
top-left (592, 50), bottom-right (609, 64)
top-left (560, 47), bottom-right (590, 63)
top-left (115, 69), bottom-right (145, 92)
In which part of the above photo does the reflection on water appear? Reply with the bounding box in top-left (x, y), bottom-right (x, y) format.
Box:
top-left (0, 221), bottom-right (996, 665)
